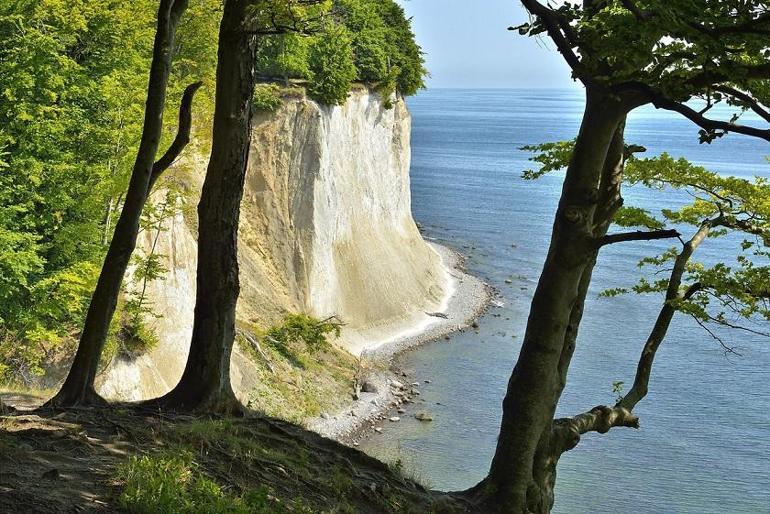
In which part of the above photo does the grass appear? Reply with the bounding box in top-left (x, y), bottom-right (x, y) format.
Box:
top-left (117, 452), bottom-right (313, 513)
top-left (236, 318), bottom-right (360, 424)
top-left (0, 404), bottom-right (473, 513)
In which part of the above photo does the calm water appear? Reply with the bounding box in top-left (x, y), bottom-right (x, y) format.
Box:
top-left (361, 89), bottom-right (770, 513)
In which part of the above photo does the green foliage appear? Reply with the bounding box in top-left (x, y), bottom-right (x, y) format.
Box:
top-left (524, 141), bottom-right (769, 344)
top-left (517, 1), bottom-right (769, 91)
top-left (255, 33), bottom-right (311, 82)
top-left (0, 0), bottom-right (220, 382)
top-left (118, 297), bottom-right (161, 357)
top-left (265, 314), bottom-right (342, 356)
top-left (254, 0), bottom-right (426, 105)
top-left (521, 140), bottom-right (575, 179)
top-left (252, 84), bottom-right (284, 113)
top-left (621, 156), bottom-right (770, 341)
top-left (611, 380), bottom-right (625, 403)
top-left (613, 206), bottom-right (665, 230)
top-left (117, 452), bottom-right (310, 514)
top-left (0, 261), bottom-right (98, 382)
top-left (371, 0), bottom-right (426, 97)
top-left (307, 24), bottom-right (357, 105)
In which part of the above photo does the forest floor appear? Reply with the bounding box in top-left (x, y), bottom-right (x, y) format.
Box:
top-left (0, 392), bottom-right (476, 513)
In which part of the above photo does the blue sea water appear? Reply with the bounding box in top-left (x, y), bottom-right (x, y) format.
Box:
top-left (360, 89), bottom-right (770, 513)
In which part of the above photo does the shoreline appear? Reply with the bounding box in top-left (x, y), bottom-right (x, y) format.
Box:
top-left (306, 241), bottom-right (492, 443)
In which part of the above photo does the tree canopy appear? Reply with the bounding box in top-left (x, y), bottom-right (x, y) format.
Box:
top-left (255, 0), bottom-right (426, 104)
top-left (0, 0), bottom-right (220, 383)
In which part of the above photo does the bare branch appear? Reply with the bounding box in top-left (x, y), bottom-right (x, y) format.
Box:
top-left (650, 93), bottom-right (770, 142)
top-left (518, 0), bottom-right (586, 83)
top-left (552, 405), bottom-right (639, 454)
top-left (149, 81), bottom-right (203, 191)
top-left (598, 229), bottom-right (680, 247)
top-left (690, 315), bottom-right (742, 356)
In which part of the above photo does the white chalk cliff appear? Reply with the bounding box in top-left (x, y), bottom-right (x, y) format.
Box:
top-left (99, 88), bottom-right (451, 401)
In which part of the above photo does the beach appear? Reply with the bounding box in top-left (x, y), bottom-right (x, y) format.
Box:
top-left (306, 242), bottom-right (491, 442)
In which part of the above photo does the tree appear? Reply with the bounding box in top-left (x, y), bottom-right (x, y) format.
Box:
top-left (252, 0), bottom-right (426, 102)
top-left (307, 23), bottom-right (357, 105)
top-left (0, 0), bottom-right (157, 384)
top-left (470, 1), bottom-right (770, 511)
top-left (46, 0), bottom-right (201, 407)
top-left (609, 155), bottom-right (770, 409)
top-left (146, 0), bottom-right (327, 414)
top-left (255, 33), bottom-right (310, 84)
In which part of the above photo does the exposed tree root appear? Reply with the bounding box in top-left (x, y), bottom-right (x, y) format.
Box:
top-left (40, 386), bottom-right (109, 410)
top-left (139, 387), bottom-right (246, 417)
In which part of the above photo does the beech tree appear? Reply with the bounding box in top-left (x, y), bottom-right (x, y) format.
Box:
top-left (468, 1), bottom-right (770, 512)
top-left (146, 0), bottom-right (327, 414)
top-left (46, 0), bottom-right (201, 407)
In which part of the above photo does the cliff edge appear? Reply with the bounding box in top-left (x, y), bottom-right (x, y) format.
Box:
top-left (98, 88), bottom-right (452, 401)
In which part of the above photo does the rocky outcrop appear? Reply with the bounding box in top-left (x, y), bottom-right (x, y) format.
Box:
top-left (99, 88), bottom-right (451, 401)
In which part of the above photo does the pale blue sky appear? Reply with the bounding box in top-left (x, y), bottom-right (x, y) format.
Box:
top-left (397, 0), bottom-right (577, 89)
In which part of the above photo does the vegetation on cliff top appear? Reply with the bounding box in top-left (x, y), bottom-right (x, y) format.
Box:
top-left (0, 0), bottom-right (424, 387)
top-left (256, 0), bottom-right (426, 105)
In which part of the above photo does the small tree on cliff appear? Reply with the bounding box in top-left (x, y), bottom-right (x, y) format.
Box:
top-left (471, 1), bottom-right (770, 512)
top-left (146, 0), bottom-right (328, 414)
top-left (46, 0), bottom-right (202, 407)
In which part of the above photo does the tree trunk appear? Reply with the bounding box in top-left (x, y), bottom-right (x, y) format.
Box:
top-left (526, 117), bottom-right (629, 511)
top-left (148, 0), bottom-right (257, 414)
top-left (479, 88), bottom-right (630, 512)
top-left (46, 0), bottom-right (189, 408)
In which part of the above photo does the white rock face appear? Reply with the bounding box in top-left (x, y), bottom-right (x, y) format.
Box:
top-left (99, 89), bottom-right (450, 401)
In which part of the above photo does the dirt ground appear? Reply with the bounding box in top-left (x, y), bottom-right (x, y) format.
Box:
top-left (0, 392), bottom-right (475, 513)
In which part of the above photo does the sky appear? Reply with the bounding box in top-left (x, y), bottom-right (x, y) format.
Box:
top-left (397, 0), bottom-right (577, 89)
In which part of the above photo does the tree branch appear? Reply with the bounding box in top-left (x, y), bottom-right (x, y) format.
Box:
top-left (687, 62), bottom-right (770, 90)
top-left (619, 0), bottom-right (649, 21)
top-left (688, 12), bottom-right (770, 38)
top-left (598, 229), bottom-right (680, 247)
top-left (518, 0), bottom-right (586, 83)
top-left (149, 80), bottom-right (203, 191)
top-left (714, 86), bottom-right (770, 124)
top-left (650, 93), bottom-right (770, 142)
top-left (716, 217), bottom-right (770, 246)
top-left (552, 405), bottom-right (639, 453)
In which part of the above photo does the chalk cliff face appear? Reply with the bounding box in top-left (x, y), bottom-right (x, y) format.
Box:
top-left (99, 88), bottom-right (449, 401)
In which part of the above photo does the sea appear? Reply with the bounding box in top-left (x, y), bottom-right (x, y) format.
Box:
top-left (359, 89), bottom-right (770, 514)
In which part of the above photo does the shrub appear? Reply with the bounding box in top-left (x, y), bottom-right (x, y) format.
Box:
top-left (265, 313), bottom-right (342, 355)
top-left (252, 83), bottom-right (283, 113)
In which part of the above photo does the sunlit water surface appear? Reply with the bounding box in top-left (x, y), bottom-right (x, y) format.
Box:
top-left (360, 89), bottom-right (770, 514)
